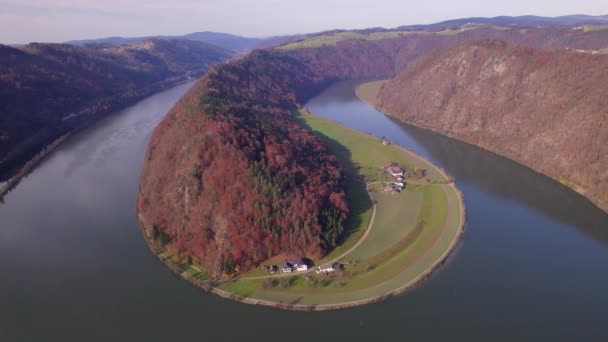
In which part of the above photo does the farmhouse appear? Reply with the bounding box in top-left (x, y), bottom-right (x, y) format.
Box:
top-left (290, 258), bottom-right (309, 272)
top-left (316, 263), bottom-right (337, 274)
top-left (281, 258), bottom-right (309, 273)
top-left (387, 166), bottom-right (404, 177)
top-left (281, 262), bottom-right (293, 273)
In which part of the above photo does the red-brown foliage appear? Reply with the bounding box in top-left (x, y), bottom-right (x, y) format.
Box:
top-left (138, 26), bottom-right (608, 276)
top-left (138, 51), bottom-right (353, 276)
top-left (378, 41), bottom-right (608, 211)
top-left (0, 39), bottom-right (232, 177)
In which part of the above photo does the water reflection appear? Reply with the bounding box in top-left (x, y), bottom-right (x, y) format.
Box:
top-left (394, 119), bottom-right (608, 244)
top-left (307, 81), bottom-right (608, 246)
top-left (1, 79), bottom-right (607, 342)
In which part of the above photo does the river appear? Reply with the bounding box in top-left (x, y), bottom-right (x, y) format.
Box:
top-left (1, 80), bottom-right (607, 341)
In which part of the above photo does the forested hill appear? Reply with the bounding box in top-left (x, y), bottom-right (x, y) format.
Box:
top-left (138, 23), bottom-right (608, 277)
top-left (0, 39), bottom-right (233, 179)
top-left (376, 41), bottom-right (608, 211)
top-left (137, 41), bottom-right (412, 276)
top-left (277, 24), bottom-right (608, 212)
top-left (137, 51), bottom-right (356, 276)
top-left (136, 34), bottom-right (418, 276)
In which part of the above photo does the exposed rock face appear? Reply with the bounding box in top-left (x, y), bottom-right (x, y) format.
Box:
top-left (377, 41), bottom-right (608, 211)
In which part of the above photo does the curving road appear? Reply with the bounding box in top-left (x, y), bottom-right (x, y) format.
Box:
top-left (237, 181), bottom-right (379, 281)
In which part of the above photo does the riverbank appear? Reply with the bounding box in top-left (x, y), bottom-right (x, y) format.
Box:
top-left (0, 133), bottom-right (70, 202)
top-left (5, 75), bottom-right (608, 340)
top-left (137, 106), bottom-right (465, 311)
top-left (0, 76), bottom-right (199, 203)
top-left (356, 80), bottom-right (607, 213)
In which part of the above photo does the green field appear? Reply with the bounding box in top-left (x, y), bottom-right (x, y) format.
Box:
top-left (583, 25), bottom-right (608, 32)
top-left (356, 80), bottom-right (387, 107)
top-left (351, 189), bottom-right (423, 260)
top-left (215, 108), bottom-right (464, 307)
top-left (296, 110), bottom-right (445, 183)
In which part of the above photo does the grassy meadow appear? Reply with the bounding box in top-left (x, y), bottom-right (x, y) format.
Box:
top-left (276, 26), bottom-right (487, 50)
top-left (214, 108), bottom-right (464, 306)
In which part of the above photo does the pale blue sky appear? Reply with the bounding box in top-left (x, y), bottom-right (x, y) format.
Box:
top-left (1, 0), bottom-right (606, 44)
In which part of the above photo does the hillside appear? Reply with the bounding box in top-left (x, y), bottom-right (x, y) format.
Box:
top-left (0, 39), bottom-right (232, 179)
top-left (376, 41), bottom-right (608, 211)
top-left (278, 24), bottom-right (608, 85)
top-left (397, 14), bottom-right (608, 31)
top-left (67, 31), bottom-right (301, 52)
top-left (137, 51), bottom-right (352, 276)
top-left (138, 24), bottom-right (608, 278)
top-left (281, 24), bottom-right (608, 53)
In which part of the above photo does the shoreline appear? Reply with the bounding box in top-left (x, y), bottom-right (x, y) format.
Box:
top-left (136, 108), bottom-right (467, 311)
top-left (0, 77), bottom-right (198, 204)
top-left (0, 133), bottom-right (70, 202)
top-left (355, 82), bottom-right (607, 214)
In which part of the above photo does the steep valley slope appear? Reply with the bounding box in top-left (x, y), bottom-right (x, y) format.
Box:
top-left (0, 39), bottom-right (233, 179)
top-left (136, 34), bottom-right (429, 276)
top-left (138, 51), bottom-right (354, 277)
top-left (138, 25), bottom-right (608, 279)
top-left (377, 41), bottom-right (607, 211)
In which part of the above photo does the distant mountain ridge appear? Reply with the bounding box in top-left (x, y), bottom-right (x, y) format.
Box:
top-left (397, 14), bottom-right (608, 30)
top-left (66, 31), bottom-right (302, 52)
top-left (55, 14), bottom-right (608, 52)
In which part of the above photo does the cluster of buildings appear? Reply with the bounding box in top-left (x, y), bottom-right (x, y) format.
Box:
top-left (262, 259), bottom-right (349, 276)
top-left (384, 162), bottom-right (406, 194)
top-left (278, 259), bottom-right (349, 275)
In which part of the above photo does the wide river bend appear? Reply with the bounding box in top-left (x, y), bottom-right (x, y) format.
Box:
top-left (1, 81), bottom-right (607, 341)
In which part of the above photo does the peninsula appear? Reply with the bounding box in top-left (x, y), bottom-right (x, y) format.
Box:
top-left (140, 105), bottom-right (464, 310)
top-left (136, 44), bottom-right (465, 309)
top-left (136, 19), bottom-right (607, 309)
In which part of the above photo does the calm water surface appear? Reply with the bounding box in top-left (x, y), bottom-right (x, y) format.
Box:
top-left (1, 81), bottom-right (607, 341)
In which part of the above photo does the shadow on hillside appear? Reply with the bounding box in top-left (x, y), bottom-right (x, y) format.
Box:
top-left (295, 115), bottom-right (373, 250)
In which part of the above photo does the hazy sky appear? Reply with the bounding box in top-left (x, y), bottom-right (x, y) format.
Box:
top-left (1, 0), bottom-right (606, 44)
